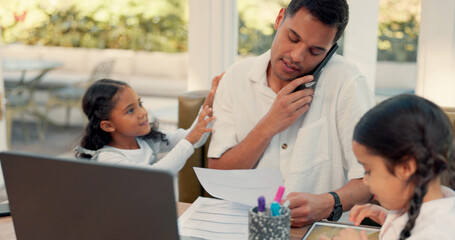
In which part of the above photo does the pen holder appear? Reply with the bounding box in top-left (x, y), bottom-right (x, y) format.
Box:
top-left (248, 206), bottom-right (291, 240)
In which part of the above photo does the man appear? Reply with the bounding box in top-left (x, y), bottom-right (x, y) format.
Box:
top-left (208, 0), bottom-right (374, 227)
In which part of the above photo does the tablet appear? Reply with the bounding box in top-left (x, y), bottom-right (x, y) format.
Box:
top-left (301, 221), bottom-right (380, 240)
top-left (0, 202), bottom-right (10, 217)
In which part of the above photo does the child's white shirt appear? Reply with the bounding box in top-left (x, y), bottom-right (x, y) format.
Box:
top-left (380, 186), bottom-right (455, 240)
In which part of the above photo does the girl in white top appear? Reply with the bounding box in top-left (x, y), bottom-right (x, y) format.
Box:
top-left (322, 94), bottom-right (455, 240)
top-left (76, 77), bottom-right (220, 175)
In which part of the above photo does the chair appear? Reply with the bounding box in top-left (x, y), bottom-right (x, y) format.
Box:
top-left (45, 59), bottom-right (115, 127)
top-left (5, 69), bottom-right (50, 149)
top-left (178, 90), bottom-right (211, 203)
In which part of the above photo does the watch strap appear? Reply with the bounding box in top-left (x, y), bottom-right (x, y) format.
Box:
top-left (327, 191), bottom-right (342, 221)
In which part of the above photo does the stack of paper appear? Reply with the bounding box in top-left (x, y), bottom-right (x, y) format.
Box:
top-left (178, 168), bottom-right (284, 240)
top-left (178, 197), bottom-right (249, 240)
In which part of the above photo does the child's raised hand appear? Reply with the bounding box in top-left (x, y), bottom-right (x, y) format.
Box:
top-left (185, 106), bottom-right (215, 145)
top-left (349, 203), bottom-right (388, 226)
top-left (203, 72), bottom-right (224, 111)
top-left (318, 228), bottom-right (368, 240)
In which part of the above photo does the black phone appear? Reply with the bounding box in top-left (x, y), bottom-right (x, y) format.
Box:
top-left (293, 43), bottom-right (339, 92)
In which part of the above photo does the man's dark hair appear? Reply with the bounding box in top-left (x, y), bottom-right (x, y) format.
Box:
top-left (285, 0), bottom-right (349, 43)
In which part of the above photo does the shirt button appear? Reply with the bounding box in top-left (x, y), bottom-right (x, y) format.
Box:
top-left (281, 143), bottom-right (288, 149)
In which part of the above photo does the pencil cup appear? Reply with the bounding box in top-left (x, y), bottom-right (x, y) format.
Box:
top-left (248, 206), bottom-right (291, 240)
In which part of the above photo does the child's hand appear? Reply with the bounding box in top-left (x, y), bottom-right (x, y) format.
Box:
top-left (202, 72), bottom-right (224, 112)
top-left (349, 203), bottom-right (387, 226)
top-left (185, 106), bottom-right (215, 145)
top-left (318, 228), bottom-right (368, 240)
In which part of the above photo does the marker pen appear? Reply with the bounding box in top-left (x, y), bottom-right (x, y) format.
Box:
top-left (274, 185), bottom-right (285, 203)
top-left (257, 196), bottom-right (266, 216)
top-left (271, 201), bottom-right (281, 216)
top-left (281, 200), bottom-right (290, 214)
top-left (271, 185), bottom-right (285, 216)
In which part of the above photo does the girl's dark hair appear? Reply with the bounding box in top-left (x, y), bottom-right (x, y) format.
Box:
top-left (76, 79), bottom-right (167, 159)
top-left (285, 0), bottom-right (349, 43)
top-left (353, 94), bottom-right (455, 240)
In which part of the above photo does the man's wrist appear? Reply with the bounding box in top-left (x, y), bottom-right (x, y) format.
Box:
top-left (256, 119), bottom-right (277, 139)
top-left (327, 191), bottom-right (343, 221)
top-left (322, 193), bottom-right (335, 219)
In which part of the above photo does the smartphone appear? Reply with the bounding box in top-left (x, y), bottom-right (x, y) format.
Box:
top-left (293, 43), bottom-right (339, 92)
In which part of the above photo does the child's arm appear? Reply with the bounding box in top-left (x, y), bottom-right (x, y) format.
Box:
top-left (97, 143), bottom-right (194, 175)
top-left (201, 72), bottom-right (224, 111)
top-left (349, 203), bottom-right (388, 226)
top-left (183, 73), bottom-right (222, 147)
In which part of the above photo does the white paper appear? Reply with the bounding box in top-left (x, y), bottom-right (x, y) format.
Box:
top-left (193, 167), bottom-right (284, 206)
top-left (178, 197), bottom-right (250, 240)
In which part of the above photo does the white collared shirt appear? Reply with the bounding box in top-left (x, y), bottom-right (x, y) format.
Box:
top-left (208, 50), bottom-right (375, 193)
top-left (380, 186), bottom-right (455, 240)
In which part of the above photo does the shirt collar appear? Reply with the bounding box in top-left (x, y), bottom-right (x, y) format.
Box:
top-left (248, 50), bottom-right (271, 86)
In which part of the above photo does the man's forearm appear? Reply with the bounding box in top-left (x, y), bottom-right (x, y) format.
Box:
top-left (208, 120), bottom-right (275, 169)
top-left (336, 179), bottom-right (371, 211)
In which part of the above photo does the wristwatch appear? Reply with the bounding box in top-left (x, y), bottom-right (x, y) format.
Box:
top-left (327, 191), bottom-right (342, 221)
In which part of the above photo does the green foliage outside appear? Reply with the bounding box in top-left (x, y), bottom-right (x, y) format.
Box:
top-left (0, 0), bottom-right (188, 52)
top-left (1, 0), bottom-right (420, 61)
top-left (378, 0), bottom-right (421, 62)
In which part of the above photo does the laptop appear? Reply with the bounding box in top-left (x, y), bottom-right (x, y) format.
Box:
top-left (0, 151), bottom-right (180, 240)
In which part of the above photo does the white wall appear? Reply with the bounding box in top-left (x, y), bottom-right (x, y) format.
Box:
top-left (375, 61), bottom-right (417, 89)
top-left (416, 0), bottom-right (455, 108)
top-left (188, 0), bottom-right (238, 91)
top-left (344, 0), bottom-right (379, 92)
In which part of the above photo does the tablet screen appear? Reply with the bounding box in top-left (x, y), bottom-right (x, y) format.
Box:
top-left (301, 221), bottom-right (380, 240)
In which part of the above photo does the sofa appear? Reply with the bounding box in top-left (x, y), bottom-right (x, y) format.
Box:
top-left (1, 44), bottom-right (188, 98)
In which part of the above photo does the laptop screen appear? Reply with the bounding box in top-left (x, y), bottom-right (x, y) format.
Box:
top-left (0, 151), bottom-right (179, 240)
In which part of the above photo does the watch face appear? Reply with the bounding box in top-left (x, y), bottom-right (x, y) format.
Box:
top-left (333, 206), bottom-right (343, 221)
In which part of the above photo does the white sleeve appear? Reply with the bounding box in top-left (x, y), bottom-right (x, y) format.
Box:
top-left (97, 141), bottom-right (194, 175)
top-left (337, 75), bottom-right (375, 180)
top-left (151, 139), bottom-right (194, 175)
top-left (207, 71), bottom-right (238, 158)
top-left (159, 129), bottom-right (189, 152)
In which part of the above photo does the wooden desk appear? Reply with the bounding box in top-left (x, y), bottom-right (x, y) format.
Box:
top-left (0, 202), bottom-right (309, 239)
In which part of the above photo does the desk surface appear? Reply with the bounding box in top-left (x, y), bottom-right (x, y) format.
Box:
top-left (0, 202), bottom-right (309, 239)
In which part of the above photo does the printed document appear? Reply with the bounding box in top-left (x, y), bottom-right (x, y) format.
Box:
top-left (178, 168), bottom-right (284, 239)
top-left (193, 167), bottom-right (284, 206)
top-left (178, 197), bottom-right (250, 240)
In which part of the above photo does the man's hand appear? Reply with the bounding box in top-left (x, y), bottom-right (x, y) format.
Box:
top-left (260, 75), bottom-right (314, 137)
top-left (285, 192), bottom-right (333, 227)
top-left (285, 179), bottom-right (371, 227)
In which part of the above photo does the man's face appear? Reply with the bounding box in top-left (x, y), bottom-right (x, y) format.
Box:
top-left (268, 8), bottom-right (338, 83)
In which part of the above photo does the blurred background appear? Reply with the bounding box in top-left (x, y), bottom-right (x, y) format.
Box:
top-left (0, 0), bottom-right (420, 60)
